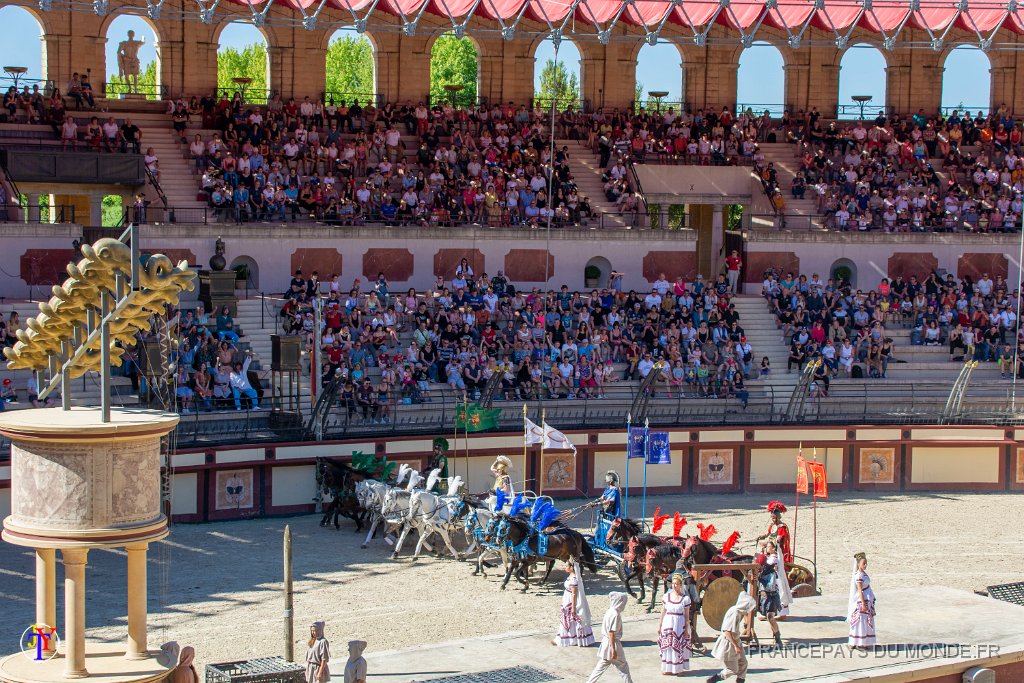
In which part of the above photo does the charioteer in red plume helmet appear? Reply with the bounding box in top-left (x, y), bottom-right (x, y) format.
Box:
top-left (758, 501), bottom-right (793, 565)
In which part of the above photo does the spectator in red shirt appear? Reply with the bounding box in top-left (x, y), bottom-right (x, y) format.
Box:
top-left (725, 250), bottom-right (743, 293)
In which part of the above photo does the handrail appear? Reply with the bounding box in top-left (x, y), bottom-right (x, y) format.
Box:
top-left (625, 159), bottom-right (649, 214)
top-left (144, 167), bottom-right (169, 209)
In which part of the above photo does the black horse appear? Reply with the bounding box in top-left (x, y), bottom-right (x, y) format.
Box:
top-left (315, 457), bottom-right (365, 531)
top-left (605, 517), bottom-right (665, 603)
top-left (495, 515), bottom-right (599, 591)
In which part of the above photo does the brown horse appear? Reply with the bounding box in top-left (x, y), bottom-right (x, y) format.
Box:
top-left (496, 515), bottom-right (599, 591)
top-left (643, 544), bottom-right (684, 612)
top-left (606, 517), bottom-right (668, 603)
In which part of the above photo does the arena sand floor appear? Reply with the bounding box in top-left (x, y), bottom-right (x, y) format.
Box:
top-left (0, 492), bottom-right (1021, 678)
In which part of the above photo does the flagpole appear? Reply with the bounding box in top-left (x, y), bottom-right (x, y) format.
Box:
top-left (624, 412), bottom-right (631, 518)
top-left (453, 396), bottom-right (459, 483)
top-left (522, 403), bottom-right (528, 493)
top-left (793, 442), bottom-right (802, 557)
top-left (538, 408), bottom-right (546, 497)
top-left (812, 447), bottom-right (818, 583)
top-left (463, 396), bottom-right (469, 484)
top-left (641, 418), bottom-right (650, 525)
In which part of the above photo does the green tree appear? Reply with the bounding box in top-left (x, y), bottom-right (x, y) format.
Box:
top-left (429, 35), bottom-right (478, 107)
top-left (536, 58), bottom-right (579, 110)
top-left (325, 34), bottom-right (375, 103)
top-left (102, 195), bottom-right (123, 227)
top-left (107, 61), bottom-right (158, 100)
top-left (217, 44), bottom-right (268, 104)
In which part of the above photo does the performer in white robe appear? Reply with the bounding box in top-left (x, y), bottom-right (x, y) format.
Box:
top-left (585, 592), bottom-right (634, 682)
top-left (847, 551), bottom-right (876, 649)
top-left (657, 572), bottom-right (692, 673)
top-left (553, 561), bottom-right (595, 647)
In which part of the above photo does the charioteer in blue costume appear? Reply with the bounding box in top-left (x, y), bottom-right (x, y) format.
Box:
top-left (594, 470), bottom-right (623, 552)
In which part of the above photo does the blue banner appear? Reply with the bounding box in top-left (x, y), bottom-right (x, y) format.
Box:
top-left (627, 427), bottom-right (647, 459)
top-left (646, 431), bottom-right (671, 465)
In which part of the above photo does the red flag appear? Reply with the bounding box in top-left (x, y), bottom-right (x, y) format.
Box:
top-left (796, 455), bottom-right (809, 495)
top-left (808, 461), bottom-right (828, 499)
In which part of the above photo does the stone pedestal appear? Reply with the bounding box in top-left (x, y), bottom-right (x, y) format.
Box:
top-left (0, 407), bottom-right (178, 683)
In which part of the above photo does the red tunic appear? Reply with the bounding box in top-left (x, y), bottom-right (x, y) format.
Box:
top-left (768, 522), bottom-right (793, 565)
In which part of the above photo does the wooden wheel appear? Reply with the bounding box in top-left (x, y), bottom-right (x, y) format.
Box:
top-left (701, 576), bottom-right (743, 631)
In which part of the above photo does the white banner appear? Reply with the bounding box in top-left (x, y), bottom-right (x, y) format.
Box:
top-left (542, 422), bottom-right (577, 456)
top-left (524, 417), bottom-right (545, 445)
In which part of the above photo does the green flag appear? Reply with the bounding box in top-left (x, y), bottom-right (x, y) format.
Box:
top-left (455, 404), bottom-right (500, 432)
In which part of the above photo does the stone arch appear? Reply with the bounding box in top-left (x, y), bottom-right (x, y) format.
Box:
top-left (0, 5), bottom-right (48, 83)
top-left (941, 46), bottom-right (992, 114)
top-left (100, 14), bottom-right (163, 96)
top-left (323, 26), bottom-right (378, 102)
top-left (531, 36), bottom-right (583, 108)
top-left (584, 256), bottom-right (612, 289)
top-left (837, 44), bottom-right (888, 119)
top-left (830, 258), bottom-right (857, 288)
top-left (214, 20), bottom-right (272, 99)
top-left (428, 32), bottom-right (482, 106)
top-left (736, 41), bottom-right (786, 116)
top-left (229, 255), bottom-right (259, 288)
top-left (634, 41), bottom-right (685, 110)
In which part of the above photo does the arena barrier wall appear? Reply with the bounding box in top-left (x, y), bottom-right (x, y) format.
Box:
top-left (3, 424), bottom-right (1019, 523)
top-left (2, 223), bottom-right (1022, 299)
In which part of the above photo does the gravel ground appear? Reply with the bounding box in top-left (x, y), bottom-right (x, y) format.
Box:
top-left (0, 491), bottom-right (1021, 668)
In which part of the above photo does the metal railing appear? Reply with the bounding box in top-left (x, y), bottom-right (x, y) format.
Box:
top-left (0, 76), bottom-right (55, 95)
top-left (939, 106), bottom-right (991, 117)
top-left (215, 87), bottom-right (276, 106)
top-left (320, 91), bottom-right (383, 108)
top-left (126, 205), bottom-right (665, 231)
top-left (743, 211), bottom-right (1022, 234)
top-left (836, 103), bottom-right (889, 120)
top-left (161, 377), bottom-right (1024, 449)
top-left (735, 103), bottom-right (787, 118)
top-left (101, 82), bottom-right (169, 100)
top-left (630, 100), bottom-right (685, 115)
top-left (15, 202), bottom-right (76, 223)
top-left (530, 97), bottom-right (590, 113)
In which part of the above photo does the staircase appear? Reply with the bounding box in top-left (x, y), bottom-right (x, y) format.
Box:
top-left (124, 111), bottom-right (209, 214)
top-left (756, 143), bottom-right (822, 230)
top-left (729, 295), bottom-right (800, 403)
top-left (560, 139), bottom-right (631, 229)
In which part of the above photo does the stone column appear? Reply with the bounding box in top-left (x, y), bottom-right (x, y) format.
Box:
top-left (783, 64), bottom-right (810, 114)
top-left (710, 204), bottom-right (725, 277)
top-left (125, 543), bottom-right (149, 659)
top-left (88, 191), bottom-right (105, 227)
top-left (62, 548), bottom-right (89, 678)
top-left (26, 193), bottom-right (40, 223)
top-left (36, 549), bottom-right (56, 654)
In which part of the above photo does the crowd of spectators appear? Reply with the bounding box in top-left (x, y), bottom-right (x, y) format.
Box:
top-left (788, 108), bottom-right (1024, 232)
top-left (275, 264), bottom-right (755, 421)
top-left (169, 94), bottom-right (604, 226)
top-left (762, 266), bottom-right (1024, 392)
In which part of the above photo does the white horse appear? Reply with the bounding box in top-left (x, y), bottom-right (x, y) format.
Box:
top-left (357, 464), bottom-right (410, 549)
top-left (384, 470), bottom-right (423, 559)
top-left (407, 473), bottom-right (467, 561)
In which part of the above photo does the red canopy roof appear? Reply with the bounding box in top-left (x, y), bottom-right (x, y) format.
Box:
top-left (226, 0), bottom-right (1023, 44)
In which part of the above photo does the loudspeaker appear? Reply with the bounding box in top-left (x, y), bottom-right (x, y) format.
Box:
top-left (271, 335), bottom-right (301, 371)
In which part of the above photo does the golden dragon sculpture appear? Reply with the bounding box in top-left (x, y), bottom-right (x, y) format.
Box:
top-left (3, 237), bottom-right (196, 377)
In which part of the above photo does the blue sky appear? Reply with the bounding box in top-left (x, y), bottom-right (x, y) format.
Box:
top-left (0, 5), bottom-right (992, 115)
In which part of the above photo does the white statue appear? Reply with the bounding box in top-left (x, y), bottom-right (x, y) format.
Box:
top-left (117, 30), bottom-right (146, 93)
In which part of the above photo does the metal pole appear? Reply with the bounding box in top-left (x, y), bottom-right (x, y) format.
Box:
top-left (538, 408), bottom-right (546, 496)
top-left (624, 412), bottom-right (631, 518)
top-left (100, 290), bottom-right (111, 423)
top-left (543, 42), bottom-right (560, 284)
top-left (1012, 212), bottom-right (1023, 411)
top-left (283, 524), bottom-right (293, 661)
top-left (641, 419), bottom-right (649, 523)
top-left (312, 297), bottom-right (322, 402)
top-left (60, 342), bottom-right (70, 411)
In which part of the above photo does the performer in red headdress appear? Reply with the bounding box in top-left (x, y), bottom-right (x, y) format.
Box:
top-left (757, 501), bottom-right (794, 620)
top-left (757, 501), bottom-right (793, 566)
